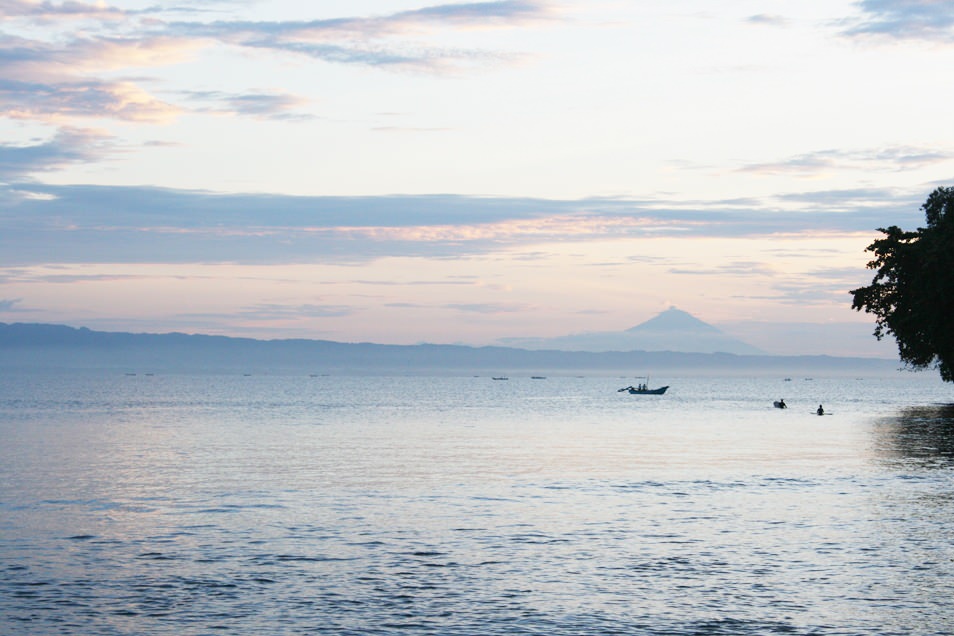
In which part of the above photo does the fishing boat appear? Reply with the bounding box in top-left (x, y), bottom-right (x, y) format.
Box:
top-left (618, 378), bottom-right (669, 395)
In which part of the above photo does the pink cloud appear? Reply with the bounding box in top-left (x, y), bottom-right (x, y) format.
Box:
top-left (0, 0), bottom-right (126, 21)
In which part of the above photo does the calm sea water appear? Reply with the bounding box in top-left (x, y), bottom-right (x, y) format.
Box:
top-left (1, 370), bottom-right (953, 635)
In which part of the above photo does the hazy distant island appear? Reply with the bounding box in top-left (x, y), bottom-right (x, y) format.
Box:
top-left (0, 317), bottom-right (900, 376)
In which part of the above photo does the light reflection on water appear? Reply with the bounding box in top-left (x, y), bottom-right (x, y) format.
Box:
top-left (871, 404), bottom-right (954, 468)
top-left (1, 371), bottom-right (953, 634)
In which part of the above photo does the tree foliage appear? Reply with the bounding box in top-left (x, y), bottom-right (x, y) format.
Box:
top-left (851, 187), bottom-right (954, 381)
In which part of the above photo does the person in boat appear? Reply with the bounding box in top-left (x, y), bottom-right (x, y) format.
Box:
top-left (817, 404), bottom-right (824, 415)
top-left (777, 399), bottom-right (786, 409)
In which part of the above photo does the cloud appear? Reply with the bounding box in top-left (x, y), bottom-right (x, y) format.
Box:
top-left (393, 0), bottom-right (555, 27)
top-left (446, 302), bottom-right (532, 314)
top-left (7, 272), bottom-right (145, 284)
top-left (0, 34), bottom-right (198, 80)
top-left (181, 0), bottom-right (554, 41)
top-left (669, 261), bottom-right (778, 278)
top-left (0, 34), bottom-right (192, 123)
top-left (0, 128), bottom-right (113, 180)
top-left (163, 1), bottom-right (555, 73)
top-left (0, 298), bottom-right (24, 312)
top-left (0, 0), bottom-right (126, 20)
top-left (237, 303), bottom-right (357, 319)
top-left (746, 14), bottom-right (789, 27)
top-left (774, 187), bottom-right (913, 206)
top-left (181, 89), bottom-right (313, 120)
top-left (0, 2), bottom-right (556, 130)
top-left (738, 146), bottom-right (951, 177)
top-left (372, 125), bottom-right (452, 133)
top-left (0, 77), bottom-right (183, 123)
top-left (350, 278), bottom-right (477, 286)
top-left (842, 0), bottom-right (954, 41)
top-left (770, 279), bottom-right (858, 306)
top-left (0, 180), bottom-right (933, 267)
top-left (385, 300), bottom-right (535, 314)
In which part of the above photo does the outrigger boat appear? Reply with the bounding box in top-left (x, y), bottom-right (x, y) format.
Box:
top-left (618, 377), bottom-right (669, 395)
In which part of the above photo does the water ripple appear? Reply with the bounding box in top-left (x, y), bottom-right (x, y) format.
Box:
top-left (3, 374), bottom-right (954, 634)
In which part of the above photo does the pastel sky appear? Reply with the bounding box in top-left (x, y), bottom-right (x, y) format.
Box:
top-left (1, 0), bottom-right (952, 357)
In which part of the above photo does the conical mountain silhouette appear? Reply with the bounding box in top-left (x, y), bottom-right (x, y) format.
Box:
top-left (499, 307), bottom-right (763, 354)
top-left (625, 307), bottom-right (723, 335)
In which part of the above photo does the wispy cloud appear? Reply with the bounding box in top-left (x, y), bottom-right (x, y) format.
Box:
top-left (372, 125), bottom-right (452, 133)
top-left (771, 278), bottom-right (857, 306)
top-left (746, 14), bottom-right (789, 27)
top-left (392, 0), bottom-right (555, 27)
top-left (0, 181), bottom-right (931, 266)
top-left (0, 0), bottom-right (126, 21)
top-left (350, 278), bottom-right (477, 286)
top-left (0, 0), bottom-right (556, 133)
top-left (0, 34), bottom-right (192, 122)
top-left (842, 0), bottom-right (954, 41)
top-left (237, 303), bottom-right (357, 319)
top-left (445, 302), bottom-right (532, 314)
top-left (178, 0), bottom-right (555, 42)
top-left (173, 1), bottom-right (555, 73)
top-left (0, 77), bottom-right (183, 123)
top-left (670, 261), bottom-right (779, 278)
top-left (0, 298), bottom-right (24, 312)
top-left (181, 89), bottom-right (313, 120)
top-left (0, 1), bottom-right (559, 194)
top-left (5, 272), bottom-right (145, 284)
top-left (738, 146), bottom-right (951, 177)
top-left (385, 300), bottom-right (536, 314)
top-left (0, 128), bottom-right (113, 180)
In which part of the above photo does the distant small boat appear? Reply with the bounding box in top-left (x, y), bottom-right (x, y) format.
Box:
top-left (618, 376), bottom-right (668, 395)
top-left (492, 377), bottom-right (509, 381)
top-left (618, 384), bottom-right (668, 395)
top-left (624, 385), bottom-right (668, 395)
top-left (531, 376), bottom-right (546, 379)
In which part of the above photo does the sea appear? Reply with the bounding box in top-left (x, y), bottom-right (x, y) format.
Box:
top-left (1, 370), bottom-right (953, 635)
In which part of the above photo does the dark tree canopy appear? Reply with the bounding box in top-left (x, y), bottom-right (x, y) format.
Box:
top-left (851, 187), bottom-right (954, 381)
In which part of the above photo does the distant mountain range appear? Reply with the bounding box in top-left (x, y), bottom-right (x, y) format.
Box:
top-left (0, 321), bottom-right (899, 376)
top-left (499, 307), bottom-right (763, 355)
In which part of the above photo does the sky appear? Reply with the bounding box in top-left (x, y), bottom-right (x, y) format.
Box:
top-left (1, 0), bottom-right (952, 357)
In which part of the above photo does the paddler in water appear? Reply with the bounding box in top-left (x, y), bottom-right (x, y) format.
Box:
top-left (817, 404), bottom-right (824, 415)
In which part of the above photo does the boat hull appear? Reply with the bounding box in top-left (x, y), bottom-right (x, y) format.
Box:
top-left (627, 386), bottom-right (668, 395)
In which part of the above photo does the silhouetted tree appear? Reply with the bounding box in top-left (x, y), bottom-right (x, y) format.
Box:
top-left (851, 187), bottom-right (954, 381)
